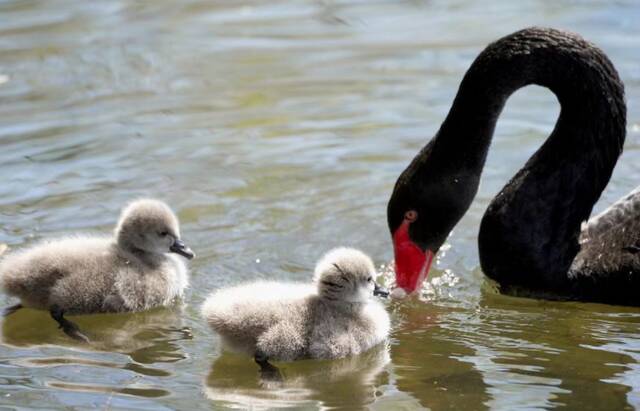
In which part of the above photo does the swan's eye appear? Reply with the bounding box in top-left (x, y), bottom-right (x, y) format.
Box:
top-left (159, 231), bottom-right (168, 237)
top-left (404, 210), bottom-right (418, 222)
top-left (367, 276), bottom-right (373, 282)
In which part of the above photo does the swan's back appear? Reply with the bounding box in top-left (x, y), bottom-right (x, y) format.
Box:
top-left (580, 185), bottom-right (640, 244)
top-left (569, 185), bottom-right (640, 303)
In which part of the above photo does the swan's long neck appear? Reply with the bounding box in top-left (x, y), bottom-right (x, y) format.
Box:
top-left (433, 28), bottom-right (625, 290)
top-left (434, 28), bottom-right (624, 176)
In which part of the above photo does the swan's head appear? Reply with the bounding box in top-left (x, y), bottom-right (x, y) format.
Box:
top-left (115, 199), bottom-right (195, 259)
top-left (314, 248), bottom-right (388, 303)
top-left (387, 144), bottom-right (478, 295)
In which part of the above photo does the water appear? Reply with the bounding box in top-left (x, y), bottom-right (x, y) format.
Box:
top-left (0, 0), bottom-right (639, 409)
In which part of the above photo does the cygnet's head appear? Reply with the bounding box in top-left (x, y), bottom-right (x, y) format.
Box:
top-left (314, 248), bottom-right (388, 303)
top-left (115, 199), bottom-right (194, 259)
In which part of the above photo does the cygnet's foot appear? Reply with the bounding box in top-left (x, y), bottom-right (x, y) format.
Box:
top-left (2, 303), bottom-right (22, 317)
top-left (50, 307), bottom-right (90, 343)
top-left (254, 351), bottom-right (283, 382)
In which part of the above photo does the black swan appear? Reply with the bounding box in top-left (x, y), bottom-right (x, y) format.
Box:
top-left (387, 27), bottom-right (640, 305)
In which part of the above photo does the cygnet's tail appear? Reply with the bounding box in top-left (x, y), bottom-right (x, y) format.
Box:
top-left (0, 247), bottom-right (27, 297)
top-left (0, 245), bottom-right (12, 296)
top-left (0, 244), bottom-right (56, 299)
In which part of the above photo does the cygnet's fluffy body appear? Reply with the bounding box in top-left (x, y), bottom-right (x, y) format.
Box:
top-left (0, 199), bottom-right (193, 315)
top-left (201, 248), bottom-right (390, 362)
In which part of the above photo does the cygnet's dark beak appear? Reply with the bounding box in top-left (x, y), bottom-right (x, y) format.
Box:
top-left (373, 282), bottom-right (390, 298)
top-left (170, 239), bottom-right (195, 260)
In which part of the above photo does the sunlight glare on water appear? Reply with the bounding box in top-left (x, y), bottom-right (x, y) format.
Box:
top-left (0, 0), bottom-right (639, 410)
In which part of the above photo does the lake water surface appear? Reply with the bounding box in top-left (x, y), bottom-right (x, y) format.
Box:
top-left (1, 1), bottom-right (639, 409)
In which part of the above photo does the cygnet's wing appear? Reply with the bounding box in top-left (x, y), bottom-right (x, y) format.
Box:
top-left (0, 236), bottom-right (112, 288)
top-left (0, 236), bottom-right (114, 312)
top-left (201, 281), bottom-right (315, 340)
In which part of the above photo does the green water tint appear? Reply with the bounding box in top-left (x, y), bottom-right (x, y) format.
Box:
top-left (1, 0), bottom-right (639, 409)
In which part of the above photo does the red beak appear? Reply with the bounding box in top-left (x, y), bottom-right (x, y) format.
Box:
top-left (392, 219), bottom-right (435, 293)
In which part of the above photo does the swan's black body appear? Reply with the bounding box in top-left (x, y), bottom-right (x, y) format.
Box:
top-left (388, 27), bottom-right (640, 305)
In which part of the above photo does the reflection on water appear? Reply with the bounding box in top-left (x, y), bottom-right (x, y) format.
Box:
top-left (2, 306), bottom-right (189, 361)
top-left (580, 314), bottom-right (640, 409)
top-left (389, 294), bottom-right (640, 411)
top-left (0, 0), bottom-right (639, 409)
top-left (0, 307), bottom-right (189, 405)
top-left (205, 343), bottom-right (390, 409)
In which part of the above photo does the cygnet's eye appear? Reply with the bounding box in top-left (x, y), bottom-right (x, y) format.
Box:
top-left (158, 231), bottom-right (169, 237)
top-left (367, 276), bottom-right (373, 283)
